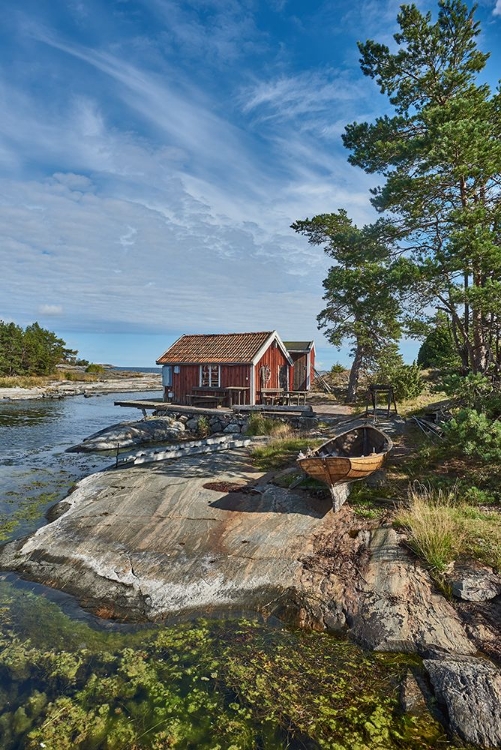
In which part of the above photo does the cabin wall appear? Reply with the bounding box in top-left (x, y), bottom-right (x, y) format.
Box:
top-left (309, 348), bottom-right (315, 388)
top-left (254, 345), bottom-right (291, 402)
top-left (288, 350), bottom-right (315, 391)
top-left (290, 353), bottom-right (307, 391)
top-left (168, 365), bottom-right (199, 403)
top-left (163, 363), bottom-right (252, 404)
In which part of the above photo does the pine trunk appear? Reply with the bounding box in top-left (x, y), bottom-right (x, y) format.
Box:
top-left (346, 344), bottom-right (364, 403)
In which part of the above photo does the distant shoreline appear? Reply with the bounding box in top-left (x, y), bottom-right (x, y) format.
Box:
top-left (0, 371), bottom-right (162, 401)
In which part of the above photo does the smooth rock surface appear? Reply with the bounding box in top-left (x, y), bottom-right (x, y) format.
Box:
top-left (0, 449), bottom-right (338, 621)
top-left (423, 655), bottom-right (501, 748)
top-left (0, 450), bottom-right (478, 662)
top-left (66, 417), bottom-right (186, 452)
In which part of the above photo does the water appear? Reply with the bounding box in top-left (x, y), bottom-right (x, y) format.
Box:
top-left (112, 366), bottom-right (161, 373)
top-left (0, 390), bottom-right (162, 542)
top-left (0, 394), bottom-right (445, 749)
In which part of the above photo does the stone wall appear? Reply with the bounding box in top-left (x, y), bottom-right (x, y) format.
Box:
top-left (153, 407), bottom-right (317, 436)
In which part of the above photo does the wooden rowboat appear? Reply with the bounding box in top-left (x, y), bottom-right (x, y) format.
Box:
top-left (297, 424), bottom-right (392, 510)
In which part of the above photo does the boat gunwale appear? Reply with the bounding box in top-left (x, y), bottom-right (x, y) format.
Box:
top-left (312, 423), bottom-right (393, 458)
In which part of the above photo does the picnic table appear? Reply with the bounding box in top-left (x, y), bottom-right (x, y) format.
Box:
top-left (260, 388), bottom-right (308, 405)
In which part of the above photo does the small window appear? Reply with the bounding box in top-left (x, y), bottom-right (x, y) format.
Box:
top-left (200, 364), bottom-right (220, 387)
top-left (162, 366), bottom-right (172, 387)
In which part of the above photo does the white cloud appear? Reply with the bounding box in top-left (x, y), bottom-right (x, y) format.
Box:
top-left (38, 304), bottom-right (63, 315)
top-left (494, 0), bottom-right (501, 16)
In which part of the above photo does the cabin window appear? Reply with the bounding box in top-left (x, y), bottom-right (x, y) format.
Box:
top-left (200, 364), bottom-right (220, 387)
top-left (162, 366), bottom-right (172, 387)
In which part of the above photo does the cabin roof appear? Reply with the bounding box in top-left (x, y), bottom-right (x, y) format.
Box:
top-left (283, 340), bottom-right (315, 352)
top-left (157, 331), bottom-right (281, 365)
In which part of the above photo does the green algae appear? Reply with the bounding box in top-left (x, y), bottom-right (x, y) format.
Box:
top-left (0, 470), bottom-right (73, 542)
top-left (0, 580), bottom-right (448, 750)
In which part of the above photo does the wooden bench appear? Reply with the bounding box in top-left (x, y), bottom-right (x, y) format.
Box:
top-left (186, 393), bottom-right (226, 408)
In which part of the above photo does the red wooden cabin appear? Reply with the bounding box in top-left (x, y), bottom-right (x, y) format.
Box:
top-left (283, 341), bottom-right (315, 391)
top-left (156, 331), bottom-right (295, 406)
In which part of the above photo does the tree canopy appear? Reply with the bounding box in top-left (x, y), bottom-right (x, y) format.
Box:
top-left (342, 0), bottom-right (501, 375)
top-left (292, 211), bottom-right (406, 400)
top-left (294, 2), bottom-right (501, 385)
top-left (0, 321), bottom-right (72, 377)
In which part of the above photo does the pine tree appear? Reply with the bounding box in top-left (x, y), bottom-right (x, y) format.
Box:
top-left (342, 0), bottom-right (501, 375)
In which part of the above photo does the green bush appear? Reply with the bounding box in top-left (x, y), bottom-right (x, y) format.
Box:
top-left (440, 373), bottom-right (501, 418)
top-left (443, 408), bottom-right (501, 462)
top-left (369, 345), bottom-right (423, 401)
top-left (391, 362), bottom-right (424, 401)
top-left (85, 363), bottom-right (105, 375)
top-left (417, 320), bottom-right (460, 371)
top-left (330, 363), bottom-right (346, 374)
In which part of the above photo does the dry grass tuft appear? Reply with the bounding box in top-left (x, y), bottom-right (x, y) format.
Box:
top-left (396, 483), bottom-right (466, 573)
top-left (395, 482), bottom-right (501, 574)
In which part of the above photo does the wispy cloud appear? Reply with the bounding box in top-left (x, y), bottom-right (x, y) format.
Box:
top-left (2, 0), bottom-right (495, 366)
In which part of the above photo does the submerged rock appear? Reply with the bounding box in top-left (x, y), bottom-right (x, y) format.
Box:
top-left (66, 417), bottom-right (185, 452)
top-left (423, 654), bottom-right (501, 748)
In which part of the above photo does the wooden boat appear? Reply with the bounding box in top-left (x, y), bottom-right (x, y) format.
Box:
top-left (297, 424), bottom-right (393, 510)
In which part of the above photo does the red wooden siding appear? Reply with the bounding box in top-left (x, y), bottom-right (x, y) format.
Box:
top-left (255, 345), bottom-right (291, 402)
top-left (309, 348), bottom-right (315, 388)
top-left (288, 349), bottom-right (315, 391)
top-left (165, 363), bottom-right (251, 404)
top-left (171, 365), bottom-right (199, 403)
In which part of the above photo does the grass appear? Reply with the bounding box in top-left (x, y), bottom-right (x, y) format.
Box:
top-left (0, 372), bottom-right (100, 388)
top-left (245, 413), bottom-right (297, 438)
top-left (394, 483), bottom-right (501, 577)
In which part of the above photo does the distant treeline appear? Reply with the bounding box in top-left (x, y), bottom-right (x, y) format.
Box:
top-left (0, 321), bottom-right (77, 377)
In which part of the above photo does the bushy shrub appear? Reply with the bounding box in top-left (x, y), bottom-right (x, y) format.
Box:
top-left (442, 408), bottom-right (501, 462)
top-left (85, 363), bottom-right (105, 375)
top-left (440, 373), bottom-right (501, 418)
top-left (330, 363), bottom-right (346, 374)
top-left (417, 321), bottom-right (460, 371)
top-left (390, 362), bottom-right (424, 401)
top-left (369, 345), bottom-right (423, 401)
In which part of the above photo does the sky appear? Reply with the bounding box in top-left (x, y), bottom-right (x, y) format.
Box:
top-left (1, 0), bottom-right (500, 369)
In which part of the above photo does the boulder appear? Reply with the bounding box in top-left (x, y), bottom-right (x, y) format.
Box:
top-left (423, 654), bottom-right (501, 748)
top-left (449, 561), bottom-right (501, 602)
top-left (66, 417), bottom-right (185, 452)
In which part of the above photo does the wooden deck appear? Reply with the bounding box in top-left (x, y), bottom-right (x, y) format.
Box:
top-left (114, 400), bottom-right (232, 416)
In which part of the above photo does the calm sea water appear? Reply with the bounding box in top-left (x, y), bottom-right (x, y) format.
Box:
top-left (0, 390), bottom-right (163, 541)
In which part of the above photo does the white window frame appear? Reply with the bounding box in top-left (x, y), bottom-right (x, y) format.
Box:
top-left (200, 364), bottom-right (220, 388)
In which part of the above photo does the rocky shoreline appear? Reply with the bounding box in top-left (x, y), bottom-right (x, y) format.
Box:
top-left (1, 404), bottom-right (500, 747)
top-left (0, 371), bottom-right (162, 401)
top-left (1, 432), bottom-right (500, 747)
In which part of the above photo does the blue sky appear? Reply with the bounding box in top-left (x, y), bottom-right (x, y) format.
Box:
top-left (1, 0), bottom-right (500, 369)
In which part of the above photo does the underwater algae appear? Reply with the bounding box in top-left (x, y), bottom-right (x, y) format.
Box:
top-left (0, 580), bottom-right (448, 750)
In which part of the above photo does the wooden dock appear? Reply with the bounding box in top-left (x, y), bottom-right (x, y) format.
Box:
top-left (114, 399), bottom-right (232, 417)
